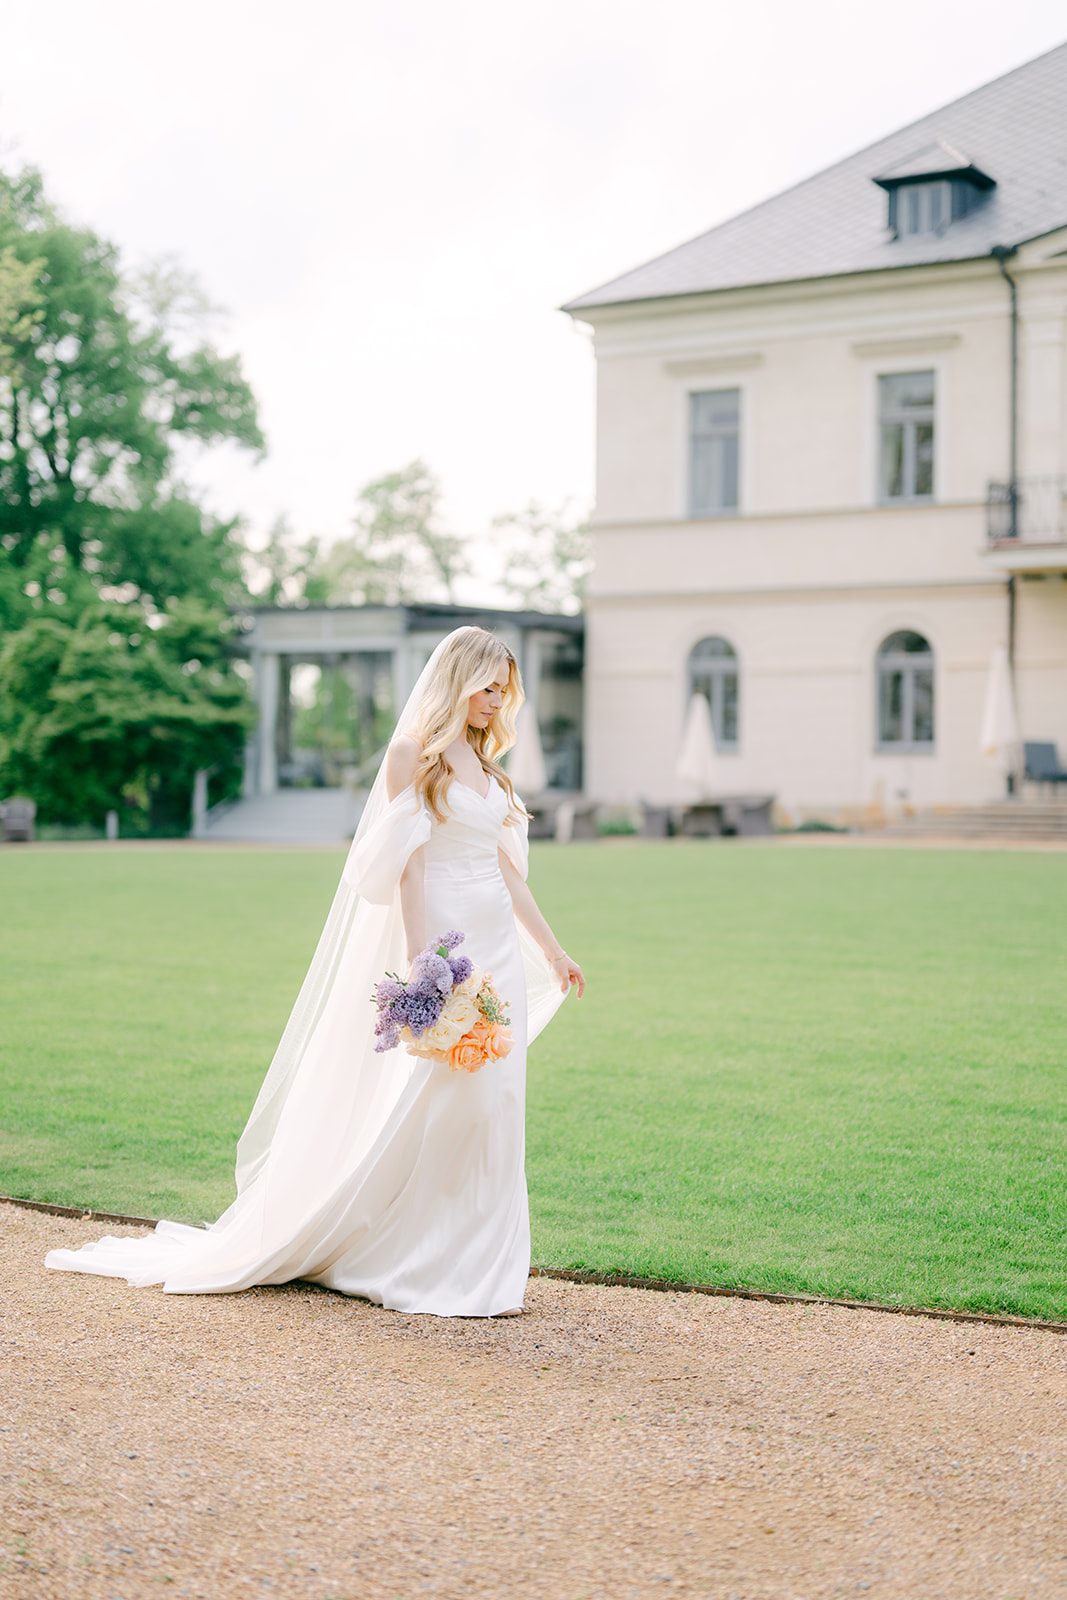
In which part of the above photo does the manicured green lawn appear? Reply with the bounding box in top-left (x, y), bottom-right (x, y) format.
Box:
top-left (1, 841), bottom-right (1064, 1319)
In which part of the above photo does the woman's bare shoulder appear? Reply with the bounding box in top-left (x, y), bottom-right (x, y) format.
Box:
top-left (385, 735), bottom-right (421, 799)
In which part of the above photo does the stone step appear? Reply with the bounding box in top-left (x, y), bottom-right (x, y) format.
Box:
top-left (878, 804), bottom-right (1067, 841)
top-left (883, 825), bottom-right (1067, 836)
top-left (200, 789), bottom-right (363, 843)
top-left (926, 807), bottom-right (1067, 819)
top-left (896, 815), bottom-right (1067, 827)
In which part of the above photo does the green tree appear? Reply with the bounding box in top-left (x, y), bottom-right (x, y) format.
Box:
top-left (242, 515), bottom-right (332, 608)
top-left (0, 598), bottom-right (253, 832)
top-left (0, 168), bottom-right (265, 827)
top-left (322, 459), bottom-right (468, 605)
top-left (0, 167), bottom-right (263, 611)
top-left (0, 241), bottom-right (43, 378)
top-left (0, 531), bottom-right (99, 636)
top-left (492, 499), bottom-right (590, 613)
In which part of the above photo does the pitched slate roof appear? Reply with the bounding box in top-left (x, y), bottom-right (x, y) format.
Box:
top-left (564, 42), bottom-right (1067, 313)
top-left (871, 139), bottom-right (992, 187)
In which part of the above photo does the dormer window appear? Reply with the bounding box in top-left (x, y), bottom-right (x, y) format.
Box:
top-left (899, 181), bottom-right (949, 236)
top-left (874, 141), bottom-right (995, 239)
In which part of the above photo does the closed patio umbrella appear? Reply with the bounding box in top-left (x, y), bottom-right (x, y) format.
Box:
top-left (675, 691), bottom-right (718, 797)
top-left (979, 646), bottom-right (1021, 777)
top-left (509, 703), bottom-right (547, 796)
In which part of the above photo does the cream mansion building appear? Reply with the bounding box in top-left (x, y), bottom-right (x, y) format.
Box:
top-left (565, 44), bottom-right (1067, 821)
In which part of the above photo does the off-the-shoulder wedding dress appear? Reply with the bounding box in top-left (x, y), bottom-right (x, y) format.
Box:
top-left (46, 771), bottom-right (564, 1317)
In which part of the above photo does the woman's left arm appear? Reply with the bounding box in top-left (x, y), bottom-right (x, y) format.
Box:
top-left (497, 848), bottom-right (585, 997)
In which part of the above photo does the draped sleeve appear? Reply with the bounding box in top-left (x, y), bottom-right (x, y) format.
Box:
top-left (497, 803), bottom-right (530, 880)
top-left (343, 786), bottom-right (432, 904)
top-left (498, 805), bottom-right (568, 1044)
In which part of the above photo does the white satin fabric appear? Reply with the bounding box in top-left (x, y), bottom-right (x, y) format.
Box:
top-left (45, 776), bottom-right (564, 1317)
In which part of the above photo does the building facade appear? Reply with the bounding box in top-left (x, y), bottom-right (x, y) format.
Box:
top-left (565, 45), bottom-right (1067, 821)
top-left (241, 603), bottom-right (583, 797)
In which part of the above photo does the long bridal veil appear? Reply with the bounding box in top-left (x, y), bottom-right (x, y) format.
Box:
top-left (234, 626), bottom-right (564, 1234)
top-left (45, 627), bottom-right (566, 1291)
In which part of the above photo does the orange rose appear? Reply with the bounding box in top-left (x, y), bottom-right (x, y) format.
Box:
top-left (484, 1024), bottom-right (513, 1060)
top-left (448, 1033), bottom-right (488, 1073)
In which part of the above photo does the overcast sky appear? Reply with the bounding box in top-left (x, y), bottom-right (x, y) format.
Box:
top-left (1, 0), bottom-right (1065, 585)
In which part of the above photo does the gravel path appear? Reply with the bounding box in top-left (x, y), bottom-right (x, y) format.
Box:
top-left (2, 1206), bottom-right (1065, 1600)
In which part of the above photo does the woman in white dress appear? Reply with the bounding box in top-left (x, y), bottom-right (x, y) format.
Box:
top-left (46, 627), bottom-right (584, 1318)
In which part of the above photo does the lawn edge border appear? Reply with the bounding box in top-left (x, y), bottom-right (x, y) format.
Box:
top-left (2, 1193), bottom-right (162, 1229)
top-left (7, 1197), bottom-right (1062, 1334)
top-left (529, 1267), bottom-right (1067, 1334)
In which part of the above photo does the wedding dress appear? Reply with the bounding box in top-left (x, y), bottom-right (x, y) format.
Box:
top-left (46, 631), bottom-right (565, 1317)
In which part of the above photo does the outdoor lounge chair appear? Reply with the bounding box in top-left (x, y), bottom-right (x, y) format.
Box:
top-left (1023, 742), bottom-right (1067, 790)
top-left (677, 795), bottom-right (776, 838)
top-left (525, 802), bottom-right (558, 840)
top-left (0, 797), bottom-right (36, 842)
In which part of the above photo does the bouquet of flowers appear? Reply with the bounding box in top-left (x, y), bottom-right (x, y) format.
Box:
top-left (372, 929), bottom-right (513, 1073)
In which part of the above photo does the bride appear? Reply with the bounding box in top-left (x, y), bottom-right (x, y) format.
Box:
top-left (46, 626), bottom-right (584, 1318)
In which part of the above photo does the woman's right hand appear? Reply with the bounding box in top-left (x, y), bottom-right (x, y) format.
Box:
top-left (548, 953), bottom-right (585, 998)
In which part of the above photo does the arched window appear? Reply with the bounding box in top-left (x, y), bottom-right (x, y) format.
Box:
top-left (877, 631), bottom-right (934, 749)
top-left (688, 636), bottom-right (739, 750)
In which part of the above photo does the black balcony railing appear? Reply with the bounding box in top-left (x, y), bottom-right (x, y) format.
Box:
top-left (987, 476), bottom-right (1066, 545)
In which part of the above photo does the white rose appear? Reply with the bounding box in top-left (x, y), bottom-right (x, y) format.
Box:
top-left (444, 989), bottom-right (481, 1033)
top-left (416, 1011), bottom-right (468, 1054)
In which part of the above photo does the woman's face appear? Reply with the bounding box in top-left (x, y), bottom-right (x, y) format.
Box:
top-left (466, 670), bottom-right (507, 729)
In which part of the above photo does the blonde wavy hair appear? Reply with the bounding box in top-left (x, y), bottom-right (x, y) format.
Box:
top-left (409, 627), bottom-right (529, 824)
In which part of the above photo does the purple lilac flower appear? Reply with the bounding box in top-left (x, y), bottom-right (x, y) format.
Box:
top-left (373, 1013), bottom-right (401, 1052)
top-left (402, 986), bottom-right (445, 1024)
top-left (389, 992), bottom-right (414, 1028)
top-left (371, 929), bottom-right (470, 1050)
top-left (448, 955), bottom-right (473, 986)
top-left (400, 993), bottom-right (445, 1039)
top-left (411, 951), bottom-right (453, 996)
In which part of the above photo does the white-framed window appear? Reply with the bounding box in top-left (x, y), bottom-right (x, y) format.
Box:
top-left (878, 371), bottom-right (935, 502)
top-left (688, 635), bottom-right (739, 749)
top-left (887, 178), bottom-right (985, 237)
top-left (876, 630), bottom-right (934, 750)
top-left (688, 389), bottom-right (740, 516)
top-left (898, 181), bottom-right (950, 236)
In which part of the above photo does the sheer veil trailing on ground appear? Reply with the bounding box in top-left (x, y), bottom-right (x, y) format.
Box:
top-left (234, 626), bottom-right (563, 1216)
top-left (46, 626), bottom-right (565, 1301)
